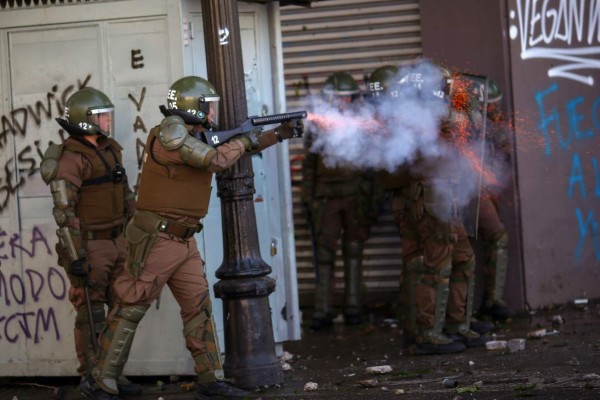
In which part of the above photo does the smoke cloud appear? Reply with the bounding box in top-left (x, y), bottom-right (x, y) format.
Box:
top-left (302, 60), bottom-right (509, 222)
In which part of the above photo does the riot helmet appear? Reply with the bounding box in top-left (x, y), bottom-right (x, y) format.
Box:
top-left (64, 88), bottom-right (114, 136)
top-left (395, 60), bottom-right (451, 103)
top-left (367, 65), bottom-right (399, 99)
top-left (321, 71), bottom-right (361, 105)
top-left (165, 76), bottom-right (220, 129)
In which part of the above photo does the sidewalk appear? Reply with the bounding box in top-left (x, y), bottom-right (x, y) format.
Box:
top-left (2, 302), bottom-right (600, 399)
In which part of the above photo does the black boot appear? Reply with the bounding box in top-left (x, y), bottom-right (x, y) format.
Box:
top-left (195, 380), bottom-right (250, 398)
top-left (480, 301), bottom-right (514, 321)
top-left (309, 314), bottom-right (333, 330)
top-left (470, 319), bottom-right (495, 335)
top-left (116, 376), bottom-right (142, 395)
top-left (414, 341), bottom-right (466, 355)
top-left (80, 375), bottom-right (121, 400)
top-left (448, 331), bottom-right (490, 348)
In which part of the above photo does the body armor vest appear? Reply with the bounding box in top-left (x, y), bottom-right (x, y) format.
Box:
top-left (64, 137), bottom-right (126, 230)
top-left (137, 126), bottom-right (212, 219)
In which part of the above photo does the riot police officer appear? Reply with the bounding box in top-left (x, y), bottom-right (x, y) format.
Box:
top-left (302, 71), bottom-right (382, 329)
top-left (466, 78), bottom-right (513, 321)
top-left (81, 76), bottom-right (303, 400)
top-left (41, 88), bottom-right (140, 394)
top-left (384, 61), bottom-right (486, 354)
top-left (367, 64), bottom-right (424, 344)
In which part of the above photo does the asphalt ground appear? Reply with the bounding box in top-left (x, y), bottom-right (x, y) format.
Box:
top-left (2, 301), bottom-right (600, 399)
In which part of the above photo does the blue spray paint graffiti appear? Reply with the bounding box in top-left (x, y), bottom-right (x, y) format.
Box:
top-left (536, 83), bottom-right (600, 262)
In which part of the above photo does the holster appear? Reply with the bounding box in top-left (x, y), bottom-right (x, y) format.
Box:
top-left (125, 210), bottom-right (203, 279)
top-left (124, 213), bottom-right (159, 279)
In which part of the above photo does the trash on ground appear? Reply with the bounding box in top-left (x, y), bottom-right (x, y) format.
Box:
top-left (527, 328), bottom-right (547, 338)
top-left (280, 351), bottom-right (294, 362)
top-left (573, 298), bottom-right (588, 306)
top-left (366, 365), bottom-right (393, 374)
top-left (443, 378), bottom-right (458, 388)
top-left (304, 382), bottom-right (318, 391)
top-left (508, 338), bottom-right (526, 352)
top-left (359, 379), bottom-right (379, 388)
top-left (485, 340), bottom-right (507, 350)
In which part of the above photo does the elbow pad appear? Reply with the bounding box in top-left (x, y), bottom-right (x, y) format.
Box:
top-left (49, 179), bottom-right (84, 263)
top-left (50, 179), bottom-right (79, 226)
top-left (157, 116), bottom-right (217, 169)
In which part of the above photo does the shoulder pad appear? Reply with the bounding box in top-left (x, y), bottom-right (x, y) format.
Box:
top-left (40, 144), bottom-right (64, 184)
top-left (157, 115), bottom-right (189, 150)
top-left (64, 137), bottom-right (97, 157)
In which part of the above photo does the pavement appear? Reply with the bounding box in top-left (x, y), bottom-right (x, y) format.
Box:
top-left (2, 301), bottom-right (600, 399)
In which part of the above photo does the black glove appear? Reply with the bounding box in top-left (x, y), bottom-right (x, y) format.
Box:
top-left (69, 258), bottom-right (90, 277)
top-left (276, 119), bottom-right (304, 141)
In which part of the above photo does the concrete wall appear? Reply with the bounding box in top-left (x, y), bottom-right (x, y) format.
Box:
top-left (419, 0), bottom-right (600, 308)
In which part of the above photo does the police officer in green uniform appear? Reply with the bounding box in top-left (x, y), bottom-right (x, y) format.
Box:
top-left (302, 71), bottom-right (382, 329)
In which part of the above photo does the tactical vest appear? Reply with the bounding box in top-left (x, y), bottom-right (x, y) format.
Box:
top-left (137, 126), bottom-right (212, 219)
top-left (64, 137), bottom-right (126, 230)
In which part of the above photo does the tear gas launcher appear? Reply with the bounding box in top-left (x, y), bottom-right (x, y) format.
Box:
top-left (201, 111), bottom-right (307, 147)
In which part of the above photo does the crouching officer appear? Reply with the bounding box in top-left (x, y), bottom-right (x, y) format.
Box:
top-left (80, 75), bottom-right (303, 400)
top-left (41, 88), bottom-right (140, 395)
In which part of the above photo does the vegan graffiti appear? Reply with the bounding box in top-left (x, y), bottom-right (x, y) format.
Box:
top-left (0, 227), bottom-right (65, 344)
top-left (509, 0), bottom-right (600, 85)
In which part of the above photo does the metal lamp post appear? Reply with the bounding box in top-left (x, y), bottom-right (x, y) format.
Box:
top-left (200, 0), bottom-right (284, 389)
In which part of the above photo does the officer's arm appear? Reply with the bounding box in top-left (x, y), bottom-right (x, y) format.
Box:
top-left (156, 115), bottom-right (248, 172)
top-left (40, 146), bottom-right (89, 282)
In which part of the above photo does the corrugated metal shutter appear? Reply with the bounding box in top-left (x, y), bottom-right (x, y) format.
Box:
top-left (281, 0), bottom-right (423, 307)
top-left (0, 0), bottom-right (109, 9)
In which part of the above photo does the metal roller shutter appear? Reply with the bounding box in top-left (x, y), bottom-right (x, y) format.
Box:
top-left (0, 0), bottom-right (107, 9)
top-left (281, 0), bottom-right (423, 308)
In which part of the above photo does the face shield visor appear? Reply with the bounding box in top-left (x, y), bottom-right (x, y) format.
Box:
top-left (88, 107), bottom-right (114, 137)
top-left (198, 98), bottom-right (220, 130)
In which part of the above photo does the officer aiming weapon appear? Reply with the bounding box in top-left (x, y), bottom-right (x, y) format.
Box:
top-left (160, 106), bottom-right (306, 147)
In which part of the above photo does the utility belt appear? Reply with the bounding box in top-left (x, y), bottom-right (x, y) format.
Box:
top-left (82, 226), bottom-right (123, 241)
top-left (132, 210), bottom-right (203, 239)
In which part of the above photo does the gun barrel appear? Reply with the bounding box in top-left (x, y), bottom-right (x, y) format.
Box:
top-left (251, 111), bottom-right (307, 126)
